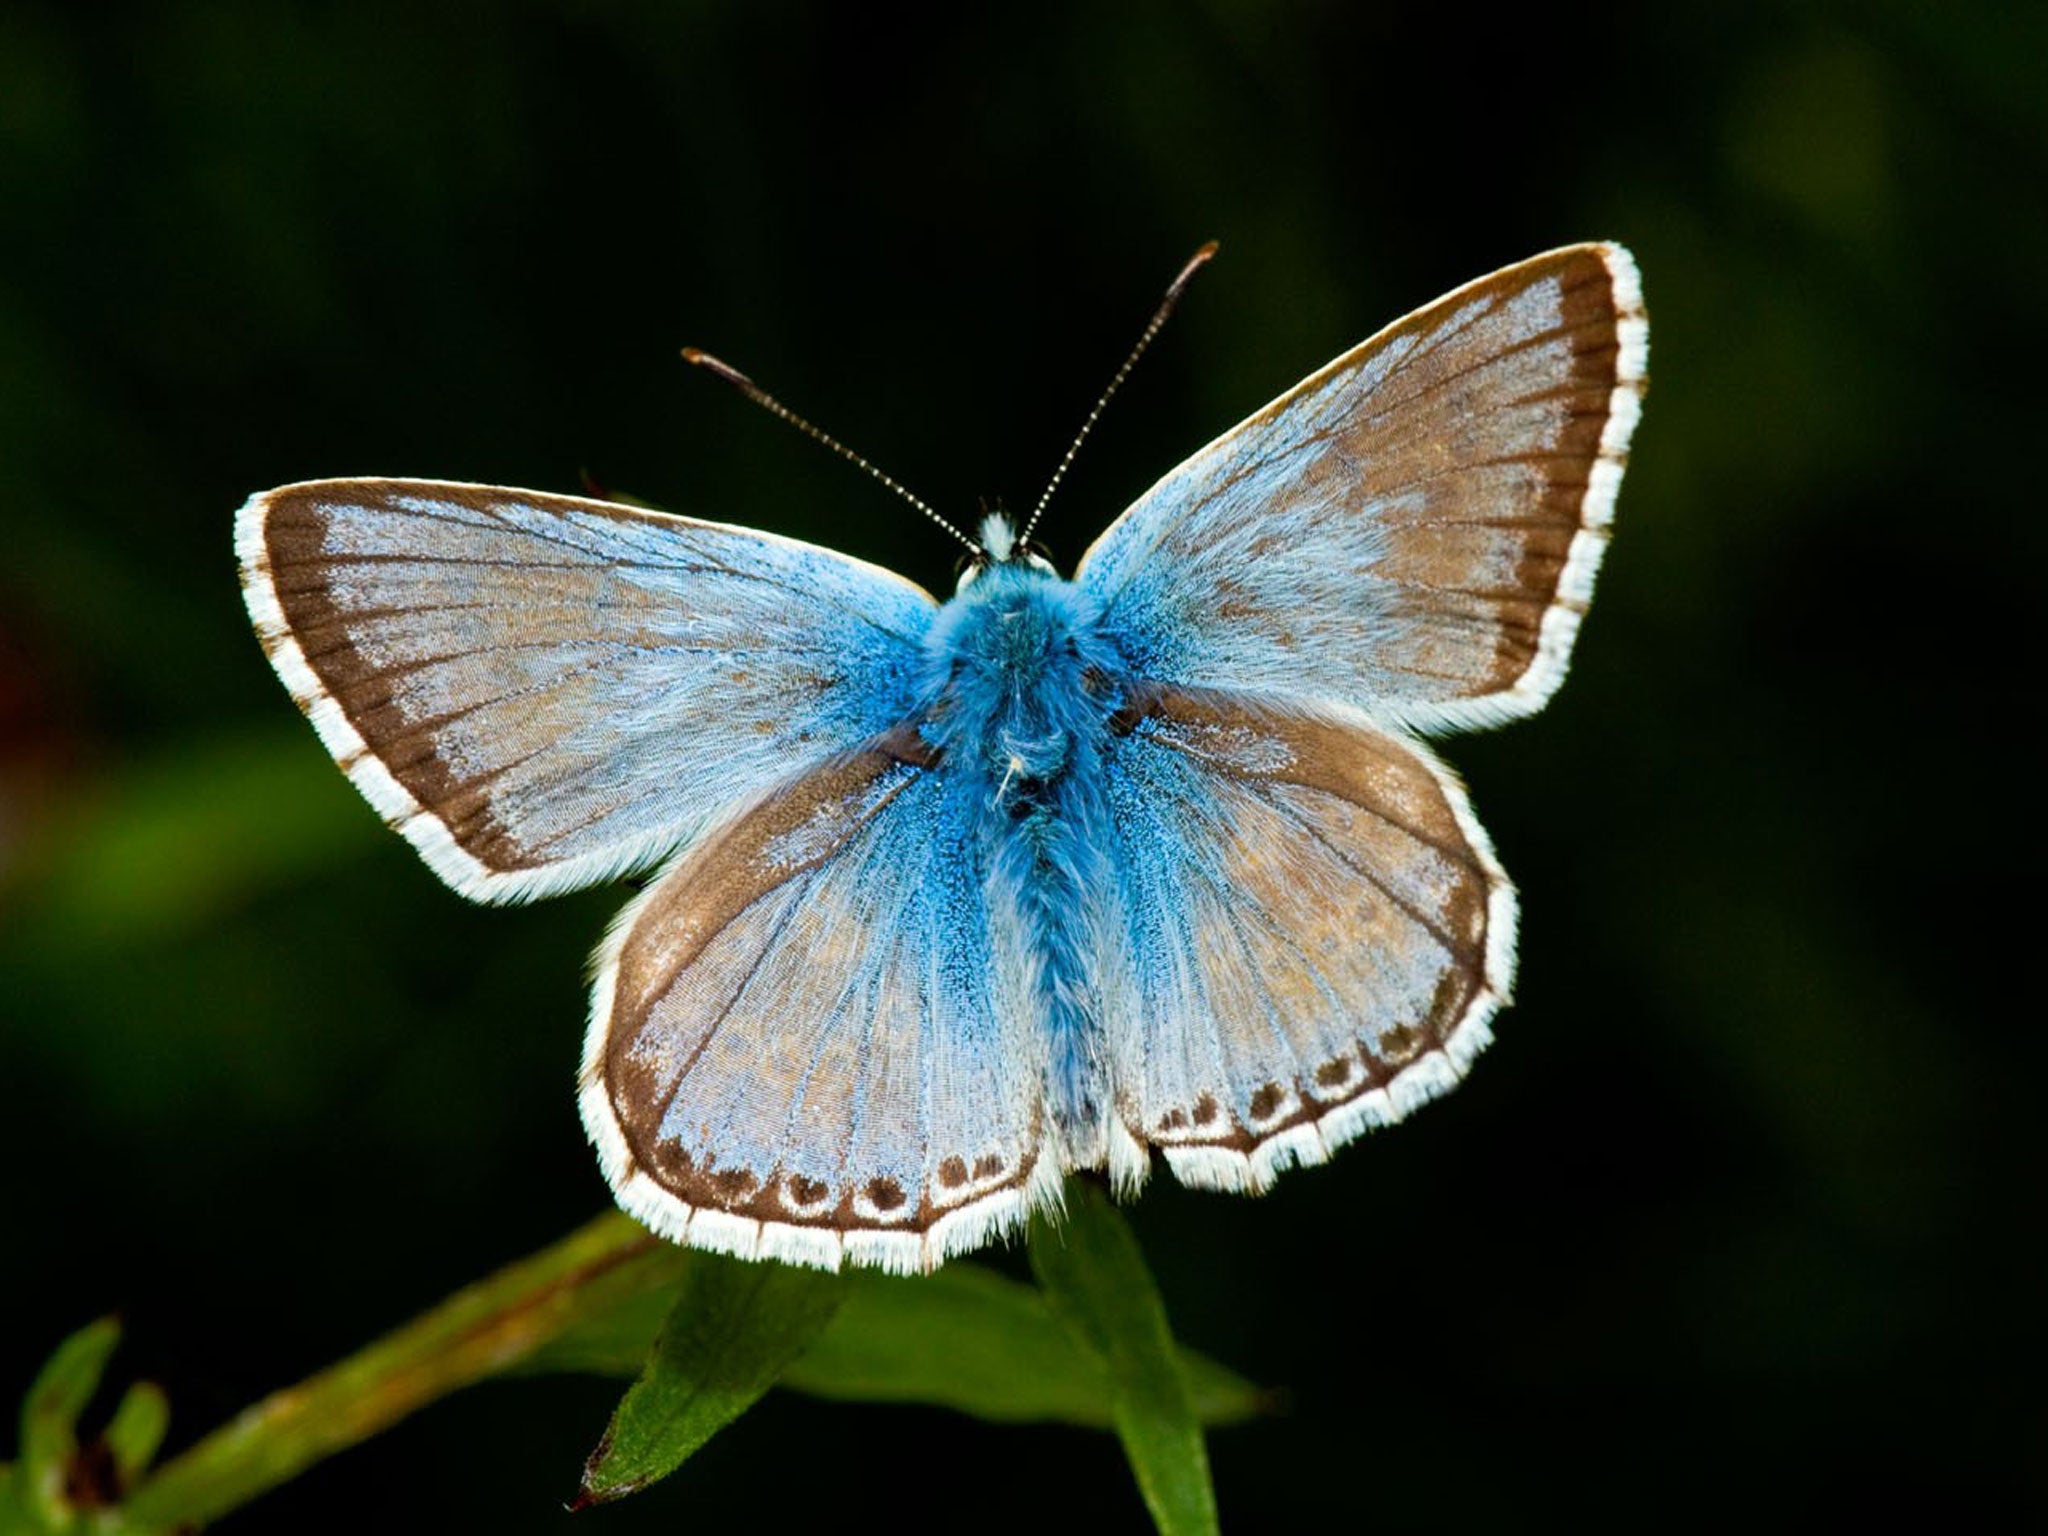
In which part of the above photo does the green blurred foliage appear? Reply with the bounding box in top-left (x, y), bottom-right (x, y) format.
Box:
top-left (1, 0), bottom-right (2041, 1528)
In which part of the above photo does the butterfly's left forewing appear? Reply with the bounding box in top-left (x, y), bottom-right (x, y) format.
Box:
top-left (1096, 685), bottom-right (1512, 1191)
top-left (584, 729), bottom-right (1055, 1274)
top-left (1076, 244), bottom-right (1646, 732)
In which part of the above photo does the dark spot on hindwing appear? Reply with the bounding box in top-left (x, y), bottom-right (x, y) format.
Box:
top-left (971, 1153), bottom-right (1005, 1180)
top-left (1248, 1082), bottom-right (1285, 1121)
top-left (1191, 1094), bottom-right (1220, 1127)
top-left (710, 1167), bottom-right (758, 1202)
top-left (938, 1156), bottom-right (969, 1189)
top-left (786, 1174), bottom-right (829, 1206)
top-left (865, 1176), bottom-right (907, 1212)
top-left (1377, 1024), bottom-right (1422, 1063)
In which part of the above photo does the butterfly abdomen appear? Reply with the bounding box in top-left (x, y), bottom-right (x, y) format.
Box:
top-left (920, 562), bottom-right (1122, 1163)
top-left (989, 789), bottom-right (1107, 1155)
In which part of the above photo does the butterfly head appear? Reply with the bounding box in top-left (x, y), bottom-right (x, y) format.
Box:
top-left (957, 512), bottom-right (1056, 591)
top-left (978, 512), bottom-right (1017, 563)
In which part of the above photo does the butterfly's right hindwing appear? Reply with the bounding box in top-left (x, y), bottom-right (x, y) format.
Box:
top-left (237, 479), bottom-right (938, 903)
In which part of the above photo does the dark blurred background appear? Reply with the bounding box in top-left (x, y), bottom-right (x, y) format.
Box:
top-left (2, 2), bottom-right (2040, 1529)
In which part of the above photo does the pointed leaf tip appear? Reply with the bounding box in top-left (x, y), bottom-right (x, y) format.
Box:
top-left (577, 1256), bottom-right (848, 1506)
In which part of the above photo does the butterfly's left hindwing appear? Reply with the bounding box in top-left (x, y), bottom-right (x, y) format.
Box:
top-left (237, 479), bottom-right (937, 903)
top-left (582, 730), bottom-right (1056, 1275)
top-left (1096, 686), bottom-right (1513, 1192)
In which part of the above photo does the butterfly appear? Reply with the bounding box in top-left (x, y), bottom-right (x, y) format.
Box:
top-left (237, 243), bottom-right (1646, 1274)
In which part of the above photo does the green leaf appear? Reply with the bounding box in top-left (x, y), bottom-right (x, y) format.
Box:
top-left (787, 1265), bottom-right (1267, 1428)
top-left (520, 1258), bottom-right (1271, 1431)
top-left (1031, 1183), bottom-right (1219, 1536)
top-left (577, 1255), bottom-right (849, 1506)
top-left (510, 1284), bottom-right (678, 1379)
top-left (0, 1467), bottom-right (25, 1535)
top-left (1170, 1351), bottom-right (1272, 1431)
top-left (787, 1264), bottom-right (1108, 1421)
top-left (15, 1316), bottom-right (120, 1529)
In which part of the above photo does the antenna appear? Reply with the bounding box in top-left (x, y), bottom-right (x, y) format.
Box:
top-left (1018, 240), bottom-right (1219, 549)
top-left (681, 348), bottom-right (983, 557)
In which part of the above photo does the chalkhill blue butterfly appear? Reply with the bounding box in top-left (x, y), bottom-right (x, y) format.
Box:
top-left (237, 243), bottom-right (1646, 1274)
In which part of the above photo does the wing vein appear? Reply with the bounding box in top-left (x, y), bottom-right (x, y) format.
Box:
top-left (1252, 781), bottom-right (1479, 965)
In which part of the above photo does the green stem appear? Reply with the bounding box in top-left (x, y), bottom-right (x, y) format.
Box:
top-left (124, 1213), bottom-right (682, 1531)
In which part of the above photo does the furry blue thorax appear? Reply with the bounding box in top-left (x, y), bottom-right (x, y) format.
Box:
top-left (918, 555), bottom-right (1119, 780)
top-left (917, 540), bottom-right (1124, 1160)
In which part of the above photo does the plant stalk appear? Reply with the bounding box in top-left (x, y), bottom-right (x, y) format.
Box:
top-left (123, 1213), bottom-right (680, 1530)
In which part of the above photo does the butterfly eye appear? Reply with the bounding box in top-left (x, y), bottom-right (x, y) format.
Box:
top-left (1015, 537), bottom-right (1057, 573)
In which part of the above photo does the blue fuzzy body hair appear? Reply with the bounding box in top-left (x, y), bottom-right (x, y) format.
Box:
top-left (918, 529), bottom-right (1125, 1162)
